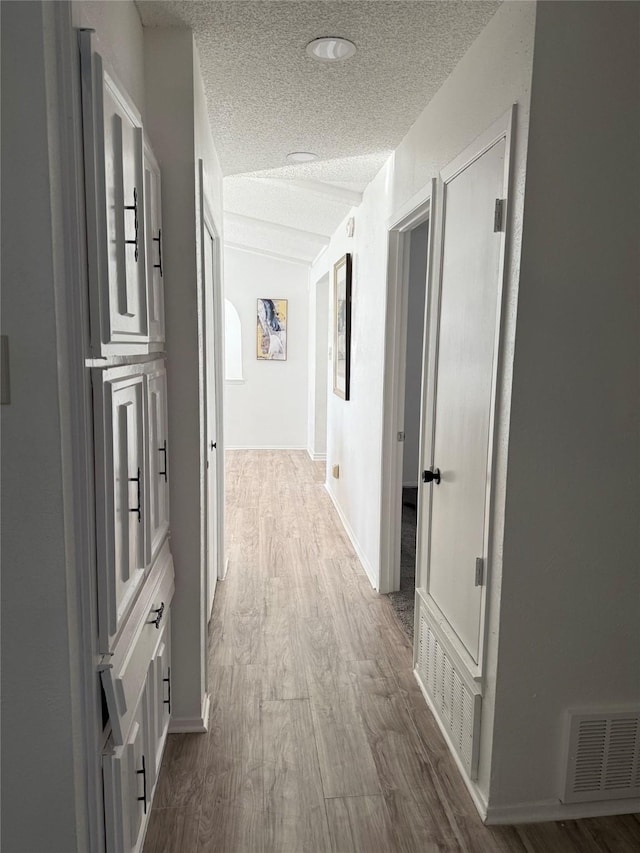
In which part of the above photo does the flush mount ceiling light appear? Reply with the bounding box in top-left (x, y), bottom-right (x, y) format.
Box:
top-left (286, 151), bottom-right (318, 163)
top-left (306, 37), bottom-right (357, 63)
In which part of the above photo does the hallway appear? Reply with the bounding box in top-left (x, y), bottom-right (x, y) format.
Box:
top-left (143, 451), bottom-right (640, 853)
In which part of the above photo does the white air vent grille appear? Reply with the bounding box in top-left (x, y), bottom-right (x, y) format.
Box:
top-left (562, 711), bottom-right (640, 803)
top-left (416, 614), bottom-right (481, 779)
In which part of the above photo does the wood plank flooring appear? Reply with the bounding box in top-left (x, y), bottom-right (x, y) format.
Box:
top-left (145, 450), bottom-right (640, 853)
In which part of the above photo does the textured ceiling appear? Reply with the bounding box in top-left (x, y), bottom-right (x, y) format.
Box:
top-left (137, 1), bottom-right (500, 177)
top-left (137, 1), bottom-right (500, 262)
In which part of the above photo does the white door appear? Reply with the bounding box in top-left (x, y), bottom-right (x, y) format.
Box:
top-left (424, 129), bottom-right (509, 666)
top-left (203, 219), bottom-right (218, 619)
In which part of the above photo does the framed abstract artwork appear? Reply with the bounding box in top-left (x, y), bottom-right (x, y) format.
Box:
top-left (333, 253), bottom-right (352, 400)
top-left (257, 298), bottom-right (287, 360)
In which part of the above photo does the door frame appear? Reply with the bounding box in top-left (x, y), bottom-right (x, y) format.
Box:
top-left (378, 180), bottom-right (436, 595)
top-left (198, 161), bottom-right (226, 624)
top-left (419, 107), bottom-right (516, 680)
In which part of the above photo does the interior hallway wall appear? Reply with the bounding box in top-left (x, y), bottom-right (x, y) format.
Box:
top-left (307, 271), bottom-right (330, 460)
top-left (145, 29), bottom-right (224, 729)
top-left (402, 221), bottom-right (429, 487)
top-left (224, 247), bottom-right (309, 449)
top-left (311, 1), bottom-right (535, 595)
top-left (491, 0), bottom-right (640, 811)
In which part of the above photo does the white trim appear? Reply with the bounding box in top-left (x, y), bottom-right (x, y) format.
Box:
top-left (168, 692), bottom-right (210, 734)
top-left (379, 182), bottom-right (435, 595)
top-left (307, 449), bottom-right (327, 462)
top-left (484, 797), bottom-right (640, 826)
top-left (325, 485), bottom-right (377, 590)
top-left (225, 445), bottom-right (308, 451)
top-left (413, 668), bottom-right (488, 821)
top-left (270, 177), bottom-right (363, 207)
top-left (225, 212), bottom-right (329, 246)
top-left (224, 378), bottom-right (246, 385)
top-left (56, 16), bottom-right (104, 853)
top-left (225, 241), bottom-right (312, 267)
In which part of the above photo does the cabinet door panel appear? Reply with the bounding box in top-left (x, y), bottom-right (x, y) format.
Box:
top-left (94, 368), bottom-right (148, 652)
top-left (103, 698), bottom-right (149, 853)
top-left (103, 79), bottom-right (147, 343)
top-left (146, 365), bottom-right (170, 564)
top-left (144, 145), bottom-right (165, 342)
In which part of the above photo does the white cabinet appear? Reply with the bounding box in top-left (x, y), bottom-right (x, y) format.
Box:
top-left (80, 31), bottom-right (164, 356)
top-left (93, 361), bottom-right (172, 652)
top-left (146, 364), bottom-right (170, 565)
top-left (101, 548), bottom-right (174, 853)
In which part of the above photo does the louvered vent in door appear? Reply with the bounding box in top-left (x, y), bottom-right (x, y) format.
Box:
top-left (416, 613), bottom-right (482, 779)
top-left (562, 711), bottom-right (640, 803)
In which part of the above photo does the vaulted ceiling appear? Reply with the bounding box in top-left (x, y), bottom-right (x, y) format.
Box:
top-left (138, 1), bottom-right (500, 263)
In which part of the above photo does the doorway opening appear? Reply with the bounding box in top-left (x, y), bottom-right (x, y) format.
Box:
top-left (379, 184), bottom-right (435, 636)
top-left (387, 220), bottom-right (429, 637)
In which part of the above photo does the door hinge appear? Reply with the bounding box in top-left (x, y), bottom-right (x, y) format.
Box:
top-left (97, 654), bottom-right (113, 673)
top-left (475, 557), bottom-right (484, 587)
top-left (397, 431), bottom-right (405, 442)
top-left (494, 198), bottom-right (505, 232)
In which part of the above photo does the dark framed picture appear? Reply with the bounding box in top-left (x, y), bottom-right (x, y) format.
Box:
top-left (333, 253), bottom-right (352, 400)
top-left (256, 298), bottom-right (287, 360)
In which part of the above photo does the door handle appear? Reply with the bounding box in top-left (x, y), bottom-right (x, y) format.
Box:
top-left (210, 441), bottom-right (216, 451)
top-left (152, 228), bottom-right (163, 277)
top-left (422, 467), bottom-right (441, 485)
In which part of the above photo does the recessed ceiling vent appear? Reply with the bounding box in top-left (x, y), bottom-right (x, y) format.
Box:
top-left (416, 614), bottom-right (481, 779)
top-left (562, 710), bottom-right (640, 803)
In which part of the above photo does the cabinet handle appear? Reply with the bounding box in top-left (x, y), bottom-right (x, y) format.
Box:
top-left (128, 466), bottom-right (142, 523)
top-left (153, 228), bottom-right (163, 277)
top-left (159, 439), bottom-right (168, 482)
top-left (163, 666), bottom-right (171, 714)
top-left (151, 601), bottom-right (165, 629)
top-left (124, 188), bottom-right (139, 262)
top-left (136, 754), bottom-right (147, 814)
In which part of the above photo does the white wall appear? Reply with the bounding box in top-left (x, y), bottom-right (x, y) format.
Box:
top-left (307, 271), bottom-right (330, 459)
top-left (72, 0), bottom-right (145, 115)
top-left (402, 221), bottom-right (428, 486)
top-left (490, 0), bottom-right (640, 812)
top-left (1, 3), bottom-right (90, 850)
top-left (144, 30), bottom-right (224, 729)
top-left (311, 1), bottom-right (536, 599)
top-left (224, 247), bottom-right (309, 448)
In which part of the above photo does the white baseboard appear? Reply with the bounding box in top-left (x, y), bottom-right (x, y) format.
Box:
top-left (168, 692), bottom-right (210, 734)
top-left (225, 445), bottom-right (307, 451)
top-left (324, 484), bottom-right (378, 590)
top-left (307, 448), bottom-right (327, 462)
top-left (413, 667), bottom-right (489, 821)
top-left (484, 796), bottom-right (640, 826)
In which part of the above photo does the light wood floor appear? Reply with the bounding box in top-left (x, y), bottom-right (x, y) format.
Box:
top-left (144, 450), bottom-right (640, 853)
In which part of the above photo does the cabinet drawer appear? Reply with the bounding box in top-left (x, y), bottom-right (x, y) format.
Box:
top-left (100, 542), bottom-right (174, 746)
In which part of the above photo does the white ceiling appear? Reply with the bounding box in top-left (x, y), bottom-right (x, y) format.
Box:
top-left (137, 1), bottom-right (500, 263)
